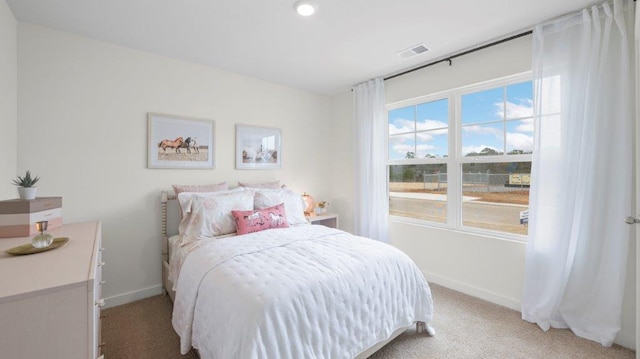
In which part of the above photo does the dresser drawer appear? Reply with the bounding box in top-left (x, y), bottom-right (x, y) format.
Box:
top-left (92, 233), bottom-right (105, 358)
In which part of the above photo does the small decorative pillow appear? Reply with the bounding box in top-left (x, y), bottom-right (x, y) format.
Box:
top-left (172, 182), bottom-right (228, 195)
top-left (178, 188), bottom-right (255, 245)
top-left (237, 180), bottom-right (281, 189)
top-left (254, 188), bottom-right (307, 226)
top-left (232, 203), bottom-right (289, 235)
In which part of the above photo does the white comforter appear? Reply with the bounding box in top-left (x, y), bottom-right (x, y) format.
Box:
top-left (172, 225), bottom-right (433, 359)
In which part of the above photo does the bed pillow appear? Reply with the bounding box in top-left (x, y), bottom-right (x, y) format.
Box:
top-left (237, 180), bottom-right (281, 189)
top-left (172, 181), bottom-right (228, 195)
top-left (232, 203), bottom-right (289, 235)
top-left (178, 188), bottom-right (255, 245)
top-left (176, 187), bottom-right (243, 219)
top-left (254, 188), bottom-right (308, 226)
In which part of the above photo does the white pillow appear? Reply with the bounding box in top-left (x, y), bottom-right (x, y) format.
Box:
top-left (172, 181), bottom-right (228, 195)
top-left (177, 187), bottom-right (244, 217)
top-left (178, 188), bottom-right (255, 245)
top-left (237, 180), bottom-right (281, 189)
top-left (254, 188), bottom-right (307, 226)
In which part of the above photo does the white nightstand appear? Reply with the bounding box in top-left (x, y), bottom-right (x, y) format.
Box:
top-left (308, 213), bottom-right (339, 229)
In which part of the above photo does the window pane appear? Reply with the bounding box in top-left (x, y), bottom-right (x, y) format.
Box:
top-left (461, 123), bottom-right (504, 156)
top-left (461, 87), bottom-right (503, 124)
top-left (389, 133), bottom-right (415, 160)
top-left (415, 98), bottom-right (448, 158)
top-left (506, 82), bottom-right (533, 119)
top-left (461, 162), bottom-right (530, 235)
top-left (416, 130), bottom-right (447, 158)
top-left (506, 120), bottom-right (533, 155)
top-left (389, 164), bottom-right (447, 223)
top-left (417, 99), bottom-right (448, 129)
top-left (388, 106), bottom-right (415, 135)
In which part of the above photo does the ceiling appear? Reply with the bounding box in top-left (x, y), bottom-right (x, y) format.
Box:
top-left (6, 0), bottom-right (599, 96)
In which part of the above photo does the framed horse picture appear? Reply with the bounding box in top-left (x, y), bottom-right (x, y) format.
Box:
top-left (147, 113), bottom-right (215, 169)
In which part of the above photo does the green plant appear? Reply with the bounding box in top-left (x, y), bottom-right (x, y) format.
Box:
top-left (12, 171), bottom-right (40, 188)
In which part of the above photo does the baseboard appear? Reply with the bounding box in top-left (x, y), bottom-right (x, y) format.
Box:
top-left (424, 272), bottom-right (521, 311)
top-left (103, 285), bottom-right (163, 309)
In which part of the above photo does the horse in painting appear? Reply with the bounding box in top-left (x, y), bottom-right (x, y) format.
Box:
top-left (158, 137), bottom-right (184, 153)
top-left (180, 137), bottom-right (199, 154)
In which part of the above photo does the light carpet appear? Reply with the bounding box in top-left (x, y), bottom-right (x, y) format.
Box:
top-left (102, 284), bottom-right (635, 358)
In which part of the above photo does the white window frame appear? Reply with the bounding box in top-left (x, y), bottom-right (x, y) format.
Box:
top-left (386, 71), bottom-right (533, 241)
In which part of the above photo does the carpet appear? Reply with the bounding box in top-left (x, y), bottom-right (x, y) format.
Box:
top-left (102, 284), bottom-right (635, 358)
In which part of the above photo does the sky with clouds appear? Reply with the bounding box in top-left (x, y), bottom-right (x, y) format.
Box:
top-left (388, 81), bottom-right (533, 159)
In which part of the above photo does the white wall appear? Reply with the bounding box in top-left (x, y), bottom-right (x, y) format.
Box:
top-left (17, 23), bottom-right (333, 306)
top-left (329, 34), bottom-right (636, 349)
top-left (0, 0), bottom-right (17, 199)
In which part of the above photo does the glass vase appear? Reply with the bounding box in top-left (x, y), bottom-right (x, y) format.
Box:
top-left (32, 221), bottom-right (53, 248)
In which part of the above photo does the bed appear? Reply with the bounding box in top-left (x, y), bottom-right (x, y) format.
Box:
top-left (160, 187), bottom-right (434, 358)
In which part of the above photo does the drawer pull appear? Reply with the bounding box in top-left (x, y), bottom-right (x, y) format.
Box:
top-left (98, 261), bottom-right (105, 267)
top-left (95, 299), bottom-right (105, 307)
top-left (98, 342), bottom-right (106, 348)
top-left (100, 280), bottom-right (106, 285)
top-left (100, 247), bottom-right (105, 252)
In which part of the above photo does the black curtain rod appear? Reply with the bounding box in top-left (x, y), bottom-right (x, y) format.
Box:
top-left (378, 0), bottom-right (635, 84)
top-left (383, 30), bottom-right (533, 82)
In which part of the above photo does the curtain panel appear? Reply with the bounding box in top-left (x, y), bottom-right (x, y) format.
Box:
top-left (522, 0), bottom-right (635, 346)
top-left (353, 78), bottom-right (388, 242)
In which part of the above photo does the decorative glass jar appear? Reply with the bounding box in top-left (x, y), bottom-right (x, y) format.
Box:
top-left (32, 221), bottom-right (53, 248)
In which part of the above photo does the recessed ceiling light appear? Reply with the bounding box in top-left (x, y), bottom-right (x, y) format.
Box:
top-left (294, 1), bottom-right (316, 16)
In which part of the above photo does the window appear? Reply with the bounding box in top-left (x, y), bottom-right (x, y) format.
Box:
top-left (388, 98), bottom-right (449, 223)
top-left (387, 74), bottom-right (533, 238)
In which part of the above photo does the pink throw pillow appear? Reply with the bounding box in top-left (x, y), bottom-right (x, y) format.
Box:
top-left (232, 203), bottom-right (289, 235)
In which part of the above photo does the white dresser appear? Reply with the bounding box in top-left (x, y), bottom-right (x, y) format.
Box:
top-left (0, 221), bottom-right (104, 359)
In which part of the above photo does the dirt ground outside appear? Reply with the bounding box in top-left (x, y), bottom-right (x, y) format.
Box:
top-left (390, 182), bottom-right (529, 205)
top-left (389, 182), bottom-right (529, 235)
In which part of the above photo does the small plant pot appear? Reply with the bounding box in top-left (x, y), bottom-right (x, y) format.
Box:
top-left (18, 187), bottom-right (37, 200)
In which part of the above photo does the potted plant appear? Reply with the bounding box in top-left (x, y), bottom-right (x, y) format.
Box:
top-left (12, 171), bottom-right (40, 200)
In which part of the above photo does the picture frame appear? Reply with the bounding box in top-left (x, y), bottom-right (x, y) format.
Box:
top-left (147, 113), bottom-right (215, 169)
top-left (235, 124), bottom-right (282, 170)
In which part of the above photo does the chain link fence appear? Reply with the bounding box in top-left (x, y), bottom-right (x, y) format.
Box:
top-left (423, 171), bottom-right (529, 192)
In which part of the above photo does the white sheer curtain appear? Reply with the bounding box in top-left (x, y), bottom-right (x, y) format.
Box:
top-left (522, 0), bottom-right (635, 347)
top-left (353, 78), bottom-right (388, 242)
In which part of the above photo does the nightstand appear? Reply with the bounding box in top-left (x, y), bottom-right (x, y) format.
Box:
top-left (308, 213), bottom-right (339, 229)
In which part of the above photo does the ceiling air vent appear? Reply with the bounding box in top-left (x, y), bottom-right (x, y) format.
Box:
top-left (398, 44), bottom-right (430, 59)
